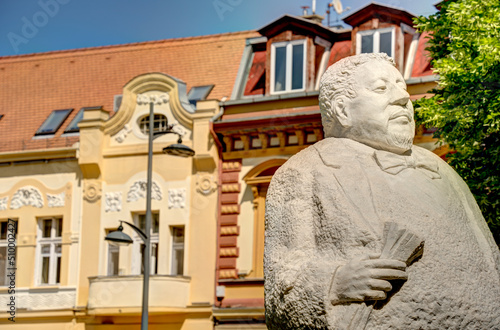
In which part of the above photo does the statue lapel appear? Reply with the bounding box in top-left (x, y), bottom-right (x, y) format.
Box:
top-left (314, 138), bottom-right (383, 240)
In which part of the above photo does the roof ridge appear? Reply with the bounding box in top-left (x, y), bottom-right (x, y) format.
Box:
top-left (0, 30), bottom-right (257, 62)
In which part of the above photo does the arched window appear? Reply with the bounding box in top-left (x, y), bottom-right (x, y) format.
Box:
top-left (138, 114), bottom-right (168, 135)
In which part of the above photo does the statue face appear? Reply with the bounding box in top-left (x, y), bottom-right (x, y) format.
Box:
top-left (343, 61), bottom-right (415, 154)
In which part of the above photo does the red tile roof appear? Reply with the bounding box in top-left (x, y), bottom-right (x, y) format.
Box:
top-left (411, 31), bottom-right (434, 77)
top-left (0, 31), bottom-right (259, 153)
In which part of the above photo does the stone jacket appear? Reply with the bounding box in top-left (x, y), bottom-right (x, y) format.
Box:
top-left (264, 137), bottom-right (500, 329)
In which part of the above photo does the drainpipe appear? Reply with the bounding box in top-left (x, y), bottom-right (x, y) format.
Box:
top-left (209, 103), bottom-right (225, 307)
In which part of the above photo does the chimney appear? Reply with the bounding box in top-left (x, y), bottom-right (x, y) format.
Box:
top-left (301, 0), bottom-right (324, 24)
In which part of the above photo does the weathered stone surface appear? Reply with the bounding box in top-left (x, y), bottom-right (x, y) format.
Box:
top-left (264, 53), bottom-right (500, 329)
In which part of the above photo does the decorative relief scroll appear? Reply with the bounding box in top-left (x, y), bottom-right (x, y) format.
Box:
top-left (127, 180), bottom-right (162, 202)
top-left (105, 192), bottom-right (122, 212)
top-left (196, 174), bottom-right (217, 195)
top-left (168, 188), bottom-right (186, 209)
top-left (136, 93), bottom-right (169, 105)
top-left (0, 197), bottom-right (7, 211)
top-left (47, 192), bottom-right (65, 208)
top-left (115, 124), bottom-right (132, 143)
top-left (170, 120), bottom-right (187, 137)
top-left (11, 186), bottom-right (43, 209)
top-left (83, 181), bottom-right (102, 203)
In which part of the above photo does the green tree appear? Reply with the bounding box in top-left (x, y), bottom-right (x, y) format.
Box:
top-left (414, 0), bottom-right (500, 245)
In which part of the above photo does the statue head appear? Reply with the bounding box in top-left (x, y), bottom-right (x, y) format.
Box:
top-left (319, 53), bottom-right (415, 154)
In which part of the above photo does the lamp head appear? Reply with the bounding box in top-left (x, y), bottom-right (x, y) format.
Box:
top-left (162, 137), bottom-right (195, 157)
top-left (105, 223), bottom-right (133, 246)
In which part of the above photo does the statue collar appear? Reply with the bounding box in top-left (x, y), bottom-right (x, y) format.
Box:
top-left (314, 138), bottom-right (440, 179)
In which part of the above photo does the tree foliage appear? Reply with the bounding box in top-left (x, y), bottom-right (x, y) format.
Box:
top-left (414, 0), bottom-right (500, 245)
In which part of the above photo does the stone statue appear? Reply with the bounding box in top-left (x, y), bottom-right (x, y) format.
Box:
top-left (264, 53), bottom-right (500, 329)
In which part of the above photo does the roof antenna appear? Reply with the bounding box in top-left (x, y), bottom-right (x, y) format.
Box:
top-left (312, 0), bottom-right (316, 14)
top-left (329, 0), bottom-right (351, 27)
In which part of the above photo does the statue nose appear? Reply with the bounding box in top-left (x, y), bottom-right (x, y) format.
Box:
top-left (392, 85), bottom-right (410, 105)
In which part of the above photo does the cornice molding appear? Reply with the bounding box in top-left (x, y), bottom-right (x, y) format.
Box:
top-left (0, 148), bottom-right (77, 164)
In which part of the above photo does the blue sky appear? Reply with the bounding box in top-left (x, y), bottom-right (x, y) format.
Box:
top-left (0, 0), bottom-right (438, 57)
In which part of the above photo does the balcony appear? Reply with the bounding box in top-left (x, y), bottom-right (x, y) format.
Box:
top-left (87, 275), bottom-right (190, 310)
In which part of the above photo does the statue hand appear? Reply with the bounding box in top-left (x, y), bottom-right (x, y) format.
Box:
top-left (330, 253), bottom-right (407, 304)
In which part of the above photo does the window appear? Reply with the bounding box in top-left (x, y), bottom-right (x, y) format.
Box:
top-left (106, 228), bottom-right (120, 276)
top-left (64, 108), bottom-right (84, 133)
top-left (271, 40), bottom-right (306, 94)
top-left (135, 213), bottom-right (159, 275)
top-left (139, 114), bottom-right (169, 135)
top-left (64, 106), bottom-right (101, 133)
top-left (171, 226), bottom-right (185, 275)
top-left (37, 217), bottom-right (62, 285)
top-left (0, 115), bottom-right (3, 121)
top-left (187, 85), bottom-right (214, 106)
top-left (356, 28), bottom-right (395, 58)
top-left (0, 219), bottom-right (17, 286)
top-left (35, 109), bottom-right (73, 136)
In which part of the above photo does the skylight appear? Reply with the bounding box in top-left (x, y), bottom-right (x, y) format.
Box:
top-left (63, 109), bottom-right (84, 133)
top-left (35, 109), bottom-right (72, 136)
top-left (64, 107), bottom-right (103, 133)
top-left (187, 85), bottom-right (214, 106)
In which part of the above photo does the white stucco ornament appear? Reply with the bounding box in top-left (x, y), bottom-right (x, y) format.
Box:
top-left (136, 93), bottom-right (169, 105)
top-left (105, 192), bottom-right (122, 212)
top-left (127, 180), bottom-right (162, 202)
top-left (264, 54), bottom-right (500, 329)
top-left (168, 188), bottom-right (186, 209)
top-left (47, 192), bottom-right (65, 208)
top-left (115, 124), bottom-right (132, 143)
top-left (0, 197), bottom-right (8, 211)
top-left (10, 186), bottom-right (44, 209)
top-left (170, 120), bottom-right (186, 137)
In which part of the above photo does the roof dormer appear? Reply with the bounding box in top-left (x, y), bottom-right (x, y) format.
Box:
top-left (231, 15), bottom-right (345, 99)
top-left (260, 15), bottom-right (340, 96)
top-left (343, 3), bottom-right (417, 74)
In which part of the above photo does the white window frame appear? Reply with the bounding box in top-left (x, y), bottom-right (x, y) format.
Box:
top-left (270, 39), bottom-right (307, 95)
top-left (106, 228), bottom-right (120, 276)
top-left (132, 213), bottom-right (159, 275)
top-left (356, 27), bottom-right (396, 58)
top-left (36, 217), bottom-right (62, 286)
top-left (0, 219), bottom-right (17, 286)
top-left (170, 226), bottom-right (185, 276)
top-left (107, 244), bottom-right (120, 276)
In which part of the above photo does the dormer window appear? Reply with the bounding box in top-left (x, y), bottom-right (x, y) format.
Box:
top-left (356, 28), bottom-right (395, 58)
top-left (271, 39), bottom-right (306, 94)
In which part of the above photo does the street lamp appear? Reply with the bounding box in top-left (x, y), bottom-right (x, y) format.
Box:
top-left (105, 101), bottom-right (194, 330)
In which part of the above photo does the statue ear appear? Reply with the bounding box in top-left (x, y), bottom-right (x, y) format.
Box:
top-left (333, 97), bottom-right (351, 128)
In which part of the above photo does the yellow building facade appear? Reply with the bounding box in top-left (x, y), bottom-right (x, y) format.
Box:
top-left (0, 73), bottom-right (220, 329)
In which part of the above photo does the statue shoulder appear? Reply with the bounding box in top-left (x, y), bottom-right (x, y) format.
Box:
top-left (277, 144), bottom-right (322, 173)
top-left (412, 145), bottom-right (452, 171)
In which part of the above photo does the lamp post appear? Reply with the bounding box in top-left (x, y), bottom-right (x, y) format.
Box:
top-left (105, 101), bottom-right (194, 330)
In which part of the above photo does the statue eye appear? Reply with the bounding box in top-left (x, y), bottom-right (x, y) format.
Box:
top-left (373, 85), bottom-right (387, 92)
top-left (396, 81), bottom-right (407, 91)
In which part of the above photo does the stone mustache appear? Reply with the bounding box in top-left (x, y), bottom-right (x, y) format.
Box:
top-left (264, 53), bottom-right (500, 329)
